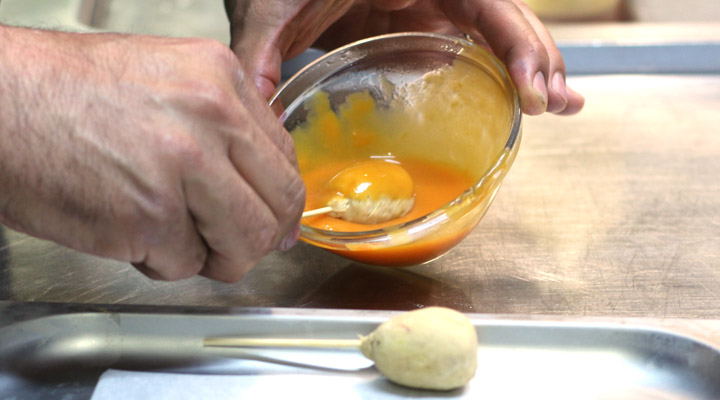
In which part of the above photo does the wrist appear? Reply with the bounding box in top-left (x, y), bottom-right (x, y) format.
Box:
top-left (0, 25), bottom-right (17, 223)
top-left (0, 25), bottom-right (68, 224)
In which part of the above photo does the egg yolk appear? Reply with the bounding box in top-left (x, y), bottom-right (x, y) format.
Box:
top-left (327, 160), bottom-right (414, 202)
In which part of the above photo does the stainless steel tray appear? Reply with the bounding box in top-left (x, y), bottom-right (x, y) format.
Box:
top-left (1, 302), bottom-right (720, 399)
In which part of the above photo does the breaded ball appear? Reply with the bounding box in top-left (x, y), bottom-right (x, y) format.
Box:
top-left (360, 307), bottom-right (478, 390)
top-left (326, 160), bottom-right (414, 224)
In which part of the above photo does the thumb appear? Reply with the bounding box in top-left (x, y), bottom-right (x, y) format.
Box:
top-left (227, 1), bottom-right (294, 101)
top-left (231, 32), bottom-right (283, 101)
top-left (227, 1), bottom-right (356, 100)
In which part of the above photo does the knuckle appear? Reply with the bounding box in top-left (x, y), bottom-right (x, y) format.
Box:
top-left (164, 48), bottom-right (240, 119)
top-left (506, 39), bottom-right (549, 78)
top-left (178, 80), bottom-right (237, 119)
top-left (521, 29), bottom-right (549, 61)
top-left (151, 132), bottom-right (207, 182)
top-left (200, 38), bottom-right (238, 66)
top-left (172, 132), bottom-right (205, 166)
top-left (516, 39), bottom-right (548, 63)
top-left (188, 38), bottom-right (242, 79)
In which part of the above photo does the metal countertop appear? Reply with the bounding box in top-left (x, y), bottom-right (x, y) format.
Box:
top-left (2, 72), bottom-right (719, 317)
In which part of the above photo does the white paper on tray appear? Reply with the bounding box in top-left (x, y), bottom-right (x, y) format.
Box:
top-left (90, 346), bottom-right (627, 399)
top-left (89, 369), bottom-right (462, 400)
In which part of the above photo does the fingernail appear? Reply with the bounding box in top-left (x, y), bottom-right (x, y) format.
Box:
top-left (546, 71), bottom-right (569, 113)
top-left (279, 224), bottom-right (301, 251)
top-left (553, 72), bottom-right (568, 104)
top-left (533, 71), bottom-right (548, 110)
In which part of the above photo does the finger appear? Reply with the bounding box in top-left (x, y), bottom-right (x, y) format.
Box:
top-left (227, 1), bottom-right (288, 100)
top-left (226, 105), bottom-right (306, 252)
top-left (235, 41), bottom-right (283, 102)
top-left (442, 0), bottom-right (550, 115)
top-left (557, 85), bottom-right (585, 115)
top-left (115, 175), bottom-right (210, 281)
top-left (512, 1), bottom-right (583, 115)
top-left (228, 1), bottom-right (326, 100)
top-left (227, 68), bottom-right (305, 248)
top-left (130, 206), bottom-right (208, 281)
top-left (230, 67), bottom-right (299, 170)
top-left (181, 102), bottom-right (305, 282)
top-left (228, 1), bottom-right (355, 100)
top-left (184, 158), bottom-right (279, 283)
top-left (224, 42), bottom-right (305, 257)
top-left (512, 0), bottom-right (566, 113)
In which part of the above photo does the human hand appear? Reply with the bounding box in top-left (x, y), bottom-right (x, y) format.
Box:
top-left (225, 0), bottom-right (584, 115)
top-left (0, 26), bottom-right (305, 282)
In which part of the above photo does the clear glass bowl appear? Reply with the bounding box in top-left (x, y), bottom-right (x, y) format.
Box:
top-left (271, 32), bottom-right (522, 267)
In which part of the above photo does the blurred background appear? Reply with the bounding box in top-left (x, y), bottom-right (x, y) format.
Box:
top-left (2, 0), bottom-right (719, 76)
top-left (2, 0), bottom-right (720, 37)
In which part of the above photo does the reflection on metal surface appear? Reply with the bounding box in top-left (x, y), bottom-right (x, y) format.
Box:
top-left (294, 264), bottom-right (470, 311)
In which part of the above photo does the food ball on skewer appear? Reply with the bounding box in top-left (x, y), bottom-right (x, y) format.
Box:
top-left (360, 306), bottom-right (478, 390)
top-left (204, 307), bottom-right (478, 391)
top-left (303, 159), bottom-right (415, 224)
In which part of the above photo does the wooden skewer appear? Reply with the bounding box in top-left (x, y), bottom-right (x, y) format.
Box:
top-left (204, 337), bottom-right (362, 349)
top-left (301, 206), bottom-right (334, 219)
top-left (301, 197), bottom-right (349, 218)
